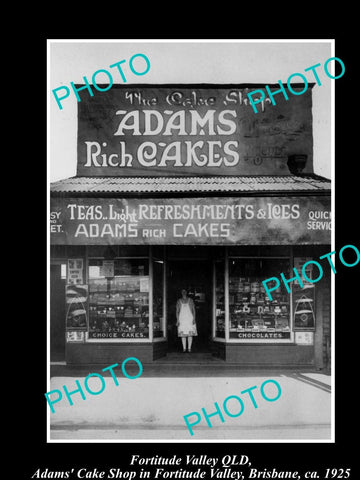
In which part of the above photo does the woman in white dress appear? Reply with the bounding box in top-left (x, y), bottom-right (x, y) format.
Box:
top-left (176, 289), bottom-right (197, 352)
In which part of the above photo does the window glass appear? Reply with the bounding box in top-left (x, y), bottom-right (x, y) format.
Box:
top-left (153, 259), bottom-right (165, 338)
top-left (228, 246), bottom-right (291, 257)
top-left (88, 258), bottom-right (149, 339)
top-left (228, 246), bottom-right (260, 257)
top-left (87, 245), bottom-right (149, 257)
top-left (214, 260), bottom-right (225, 338)
top-left (167, 245), bottom-right (213, 259)
top-left (229, 258), bottom-right (291, 340)
top-left (50, 245), bottom-right (67, 259)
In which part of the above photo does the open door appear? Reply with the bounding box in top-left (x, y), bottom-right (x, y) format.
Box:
top-left (167, 260), bottom-right (212, 352)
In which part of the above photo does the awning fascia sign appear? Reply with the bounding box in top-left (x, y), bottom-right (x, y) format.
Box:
top-left (50, 195), bottom-right (331, 246)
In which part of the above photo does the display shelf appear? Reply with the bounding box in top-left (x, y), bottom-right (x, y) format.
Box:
top-left (228, 271), bottom-right (291, 334)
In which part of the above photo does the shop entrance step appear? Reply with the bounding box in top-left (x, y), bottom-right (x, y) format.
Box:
top-left (153, 352), bottom-right (225, 364)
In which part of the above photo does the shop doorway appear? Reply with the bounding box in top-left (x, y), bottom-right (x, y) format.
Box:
top-left (50, 263), bottom-right (66, 362)
top-left (167, 259), bottom-right (212, 353)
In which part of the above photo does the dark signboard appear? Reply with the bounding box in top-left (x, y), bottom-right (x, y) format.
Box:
top-left (88, 331), bottom-right (147, 339)
top-left (230, 331), bottom-right (291, 339)
top-left (50, 195), bottom-right (331, 245)
top-left (77, 85), bottom-right (313, 177)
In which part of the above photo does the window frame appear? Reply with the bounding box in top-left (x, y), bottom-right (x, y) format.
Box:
top-left (85, 254), bottom-right (152, 343)
top-left (216, 247), bottom-right (295, 344)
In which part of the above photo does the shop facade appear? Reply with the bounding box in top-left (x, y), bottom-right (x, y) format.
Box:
top-left (50, 84), bottom-right (331, 369)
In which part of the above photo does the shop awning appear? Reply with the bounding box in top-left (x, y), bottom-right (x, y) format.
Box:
top-left (50, 174), bottom-right (330, 195)
top-left (50, 173), bottom-right (331, 246)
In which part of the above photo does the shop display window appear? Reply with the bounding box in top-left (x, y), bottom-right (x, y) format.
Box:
top-left (229, 258), bottom-right (291, 340)
top-left (214, 259), bottom-right (225, 338)
top-left (88, 258), bottom-right (149, 339)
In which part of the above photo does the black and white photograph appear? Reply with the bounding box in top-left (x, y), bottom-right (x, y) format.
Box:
top-left (19, 32), bottom-right (355, 480)
top-left (47, 39), bottom-right (338, 444)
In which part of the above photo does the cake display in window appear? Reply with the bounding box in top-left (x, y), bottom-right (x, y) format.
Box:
top-left (229, 258), bottom-right (291, 339)
top-left (88, 258), bottom-right (150, 339)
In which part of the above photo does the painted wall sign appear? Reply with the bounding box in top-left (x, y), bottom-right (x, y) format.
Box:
top-left (50, 196), bottom-right (331, 246)
top-left (76, 85), bottom-right (313, 177)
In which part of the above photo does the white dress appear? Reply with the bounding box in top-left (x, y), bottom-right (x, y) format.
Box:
top-left (177, 300), bottom-right (197, 337)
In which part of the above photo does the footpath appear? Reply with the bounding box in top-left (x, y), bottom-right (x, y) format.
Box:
top-left (48, 356), bottom-right (332, 442)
